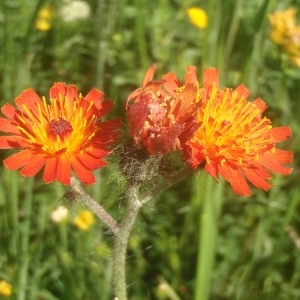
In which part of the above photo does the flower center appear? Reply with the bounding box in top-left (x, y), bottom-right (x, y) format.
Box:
top-left (49, 117), bottom-right (73, 138)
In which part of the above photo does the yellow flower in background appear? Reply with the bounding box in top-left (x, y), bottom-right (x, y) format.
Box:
top-left (268, 8), bottom-right (297, 44)
top-left (284, 27), bottom-right (300, 66)
top-left (186, 7), bottom-right (208, 28)
top-left (268, 7), bottom-right (300, 67)
top-left (73, 210), bottom-right (95, 231)
top-left (0, 280), bottom-right (12, 297)
top-left (35, 6), bottom-right (53, 31)
top-left (38, 6), bottom-right (53, 20)
top-left (35, 19), bottom-right (52, 31)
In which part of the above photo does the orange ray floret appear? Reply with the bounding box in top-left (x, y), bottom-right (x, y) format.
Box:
top-left (126, 65), bottom-right (201, 154)
top-left (183, 69), bottom-right (293, 196)
top-left (0, 83), bottom-right (121, 185)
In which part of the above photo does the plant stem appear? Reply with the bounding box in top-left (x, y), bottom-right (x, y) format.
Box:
top-left (112, 183), bottom-right (142, 300)
top-left (70, 176), bottom-right (119, 234)
top-left (140, 166), bottom-right (192, 205)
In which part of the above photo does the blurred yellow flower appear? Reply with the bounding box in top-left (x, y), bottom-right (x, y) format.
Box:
top-left (73, 210), bottom-right (95, 231)
top-left (284, 27), bottom-right (300, 66)
top-left (35, 19), bottom-right (52, 31)
top-left (268, 7), bottom-right (300, 67)
top-left (38, 6), bottom-right (53, 20)
top-left (0, 280), bottom-right (12, 297)
top-left (268, 8), bottom-right (297, 44)
top-left (35, 6), bottom-right (53, 31)
top-left (186, 7), bottom-right (208, 28)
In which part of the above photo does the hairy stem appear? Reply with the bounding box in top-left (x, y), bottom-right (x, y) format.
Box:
top-left (70, 176), bottom-right (119, 234)
top-left (112, 183), bottom-right (142, 300)
top-left (140, 166), bottom-right (192, 205)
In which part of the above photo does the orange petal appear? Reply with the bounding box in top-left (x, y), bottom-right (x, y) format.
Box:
top-left (0, 136), bottom-right (20, 149)
top-left (19, 153), bottom-right (47, 177)
top-left (205, 162), bottom-right (218, 179)
top-left (4, 149), bottom-right (34, 170)
top-left (268, 126), bottom-right (292, 142)
top-left (243, 167), bottom-right (272, 191)
top-left (250, 163), bottom-right (272, 180)
top-left (0, 117), bottom-right (20, 134)
top-left (77, 152), bottom-right (107, 170)
top-left (15, 89), bottom-right (44, 119)
top-left (94, 118), bottom-right (121, 145)
top-left (1, 103), bottom-right (17, 119)
top-left (184, 66), bottom-right (198, 84)
top-left (85, 146), bottom-right (110, 158)
top-left (57, 153), bottom-right (71, 185)
top-left (126, 87), bottom-right (143, 108)
top-left (70, 155), bottom-right (96, 185)
top-left (253, 98), bottom-right (268, 113)
top-left (235, 84), bottom-right (250, 100)
top-left (142, 64), bottom-right (157, 87)
top-left (183, 143), bottom-right (204, 169)
top-left (173, 84), bottom-right (198, 122)
top-left (85, 88), bottom-right (104, 108)
top-left (163, 72), bottom-right (181, 96)
top-left (65, 84), bottom-right (78, 101)
top-left (43, 156), bottom-right (58, 183)
top-left (266, 149), bottom-right (293, 164)
top-left (219, 163), bottom-right (251, 196)
top-left (203, 68), bottom-right (219, 87)
top-left (260, 156), bottom-right (292, 175)
top-left (50, 82), bottom-right (67, 100)
top-left (98, 98), bottom-right (114, 116)
top-left (64, 84), bottom-right (78, 116)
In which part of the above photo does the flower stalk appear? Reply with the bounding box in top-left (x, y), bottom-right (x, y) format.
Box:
top-left (113, 183), bottom-right (142, 300)
top-left (70, 176), bottom-right (119, 234)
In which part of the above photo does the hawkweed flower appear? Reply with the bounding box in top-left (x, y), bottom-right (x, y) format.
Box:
top-left (0, 280), bottom-right (12, 297)
top-left (268, 7), bottom-right (300, 66)
top-left (0, 83), bottom-right (121, 185)
top-left (126, 65), bottom-right (200, 155)
top-left (268, 8), bottom-right (298, 44)
top-left (183, 69), bottom-right (293, 196)
top-left (186, 7), bottom-right (208, 29)
top-left (35, 6), bottom-right (53, 31)
top-left (73, 210), bottom-right (95, 231)
top-left (283, 27), bottom-right (300, 66)
top-left (60, 0), bottom-right (91, 23)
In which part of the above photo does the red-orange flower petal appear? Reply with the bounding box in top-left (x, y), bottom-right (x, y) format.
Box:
top-left (184, 68), bottom-right (293, 196)
top-left (4, 149), bottom-right (35, 170)
top-left (69, 155), bottom-right (96, 185)
top-left (126, 65), bottom-right (201, 155)
top-left (0, 83), bottom-right (121, 185)
top-left (43, 156), bottom-right (58, 183)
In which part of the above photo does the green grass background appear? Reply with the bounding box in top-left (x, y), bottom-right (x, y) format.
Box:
top-left (0, 0), bottom-right (300, 299)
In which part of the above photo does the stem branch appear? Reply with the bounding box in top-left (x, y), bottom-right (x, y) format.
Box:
top-left (70, 176), bottom-right (119, 234)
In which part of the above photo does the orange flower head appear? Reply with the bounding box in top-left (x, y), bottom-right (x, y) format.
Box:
top-left (184, 69), bottom-right (293, 196)
top-left (126, 64), bottom-right (201, 155)
top-left (0, 83), bottom-right (121, 185)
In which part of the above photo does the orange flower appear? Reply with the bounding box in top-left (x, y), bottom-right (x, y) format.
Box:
top-left (0, 83), bottom-right (121, 185)
top-left (126, 65), bottom-right (200, 154)
top-left (183, 69), bottom-right (293, 196)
